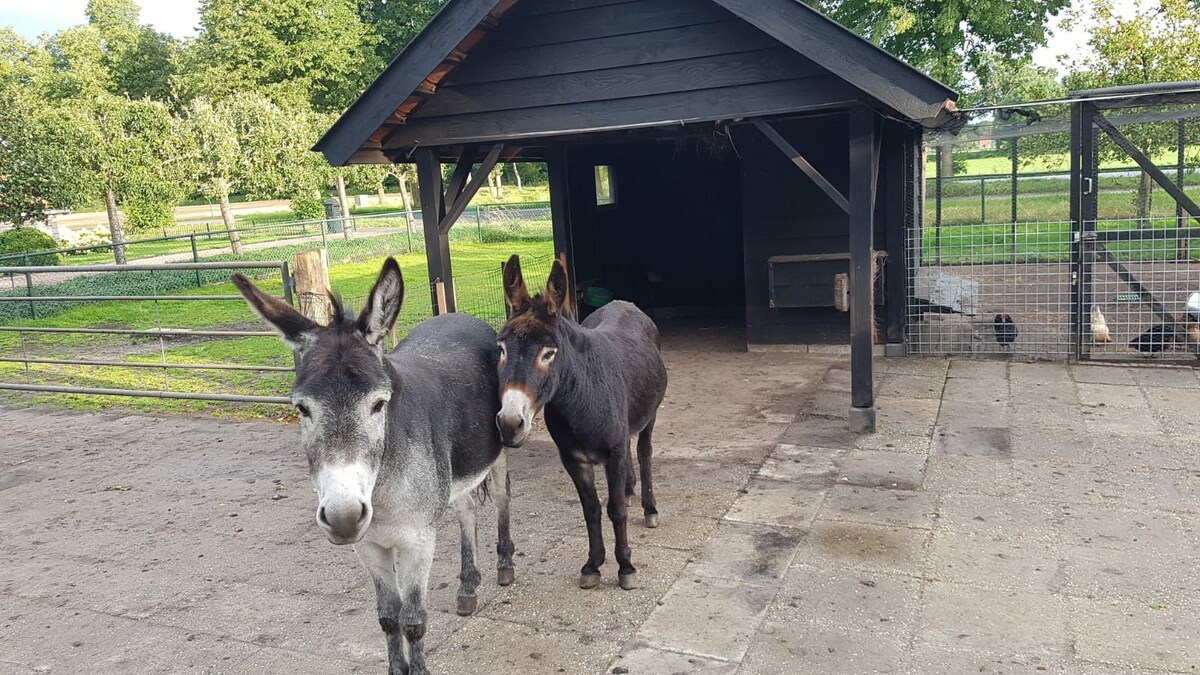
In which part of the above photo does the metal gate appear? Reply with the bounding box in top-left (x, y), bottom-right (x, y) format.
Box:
top-left (907, 82), bottom-right (1200, 361)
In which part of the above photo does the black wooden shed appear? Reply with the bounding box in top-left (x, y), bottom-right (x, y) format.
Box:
top-left (315, 0), bottom-right (959, 432)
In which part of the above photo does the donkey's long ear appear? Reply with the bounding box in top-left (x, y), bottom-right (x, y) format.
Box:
top-left (503, 254), bottom-right (532, 312)
top-left (356, 257), bottom-right (404, 347)
top-left (232, 273), bottom-right (318, 350)
top-left (544, 258), bottom-right (570, 317)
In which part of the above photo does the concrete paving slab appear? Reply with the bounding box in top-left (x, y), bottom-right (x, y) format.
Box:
top-left (684, 522), bottom-right (804, 586)
top-left (818, 485), bottom-right (939, 530)
top-left (1068, 596), bottom-right (1200, 672)
top-left (724, 478), bottom-right (826, 529)
top-left (635, 575), bottom-right (777, 663)
top-left (835, 449), bottom-right (927, 490)
top-left (797, 521), bottom-right (930, 576)
top-left (606, 644), bottom-right (738, 674)
top-left (916, 582), bottom-right (1071, 661)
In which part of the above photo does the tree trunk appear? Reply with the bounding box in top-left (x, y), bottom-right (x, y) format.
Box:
top-left (495, 168), bottom-right (504, 199)
top-left (1136, 170), bottom-right (1153, 227)
top-left (376, 183), bottom-right (387, 204)
top-left (511, 163), bottom-right (523, 193)
top-left (105, 188), bottom-right (126, 265)
top-left (336, 174), bottom-right (352, 241)
top-left (219, 190), bottom-right (243, 255)
top-left (398, 175), bottom-right (416, 237)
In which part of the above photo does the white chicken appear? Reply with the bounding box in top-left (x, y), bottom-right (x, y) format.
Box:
top-left (1091, 306), bottom-right (1113, 343)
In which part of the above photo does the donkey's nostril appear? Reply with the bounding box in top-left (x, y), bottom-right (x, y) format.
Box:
top-left (356, 501), bottom-right (370, 526)
top-left (318, 506), bottom-right (329, 527)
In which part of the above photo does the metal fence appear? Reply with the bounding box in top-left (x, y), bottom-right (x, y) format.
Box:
top-left (909, 89), bottom-right (1200, 361)
top-left (0, 261), bottom-right (294, 403)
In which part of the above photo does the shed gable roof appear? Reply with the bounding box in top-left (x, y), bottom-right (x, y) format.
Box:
top-left (315, 0), bottom-right (957, 166)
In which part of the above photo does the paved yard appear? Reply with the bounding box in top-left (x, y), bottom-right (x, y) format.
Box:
top-left (2, 335), bottom-right (1199, 674)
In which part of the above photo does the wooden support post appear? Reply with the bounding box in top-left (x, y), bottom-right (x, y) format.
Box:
top-left (883, 124), bottom-right (907, 349)
top-left (416, 148), bottom-right (455, 314)
top-left (435, 281), bottom-right (448, 315)
top-left (293, 248), bottom-right (332, 325)
top-left (547, 146), bottom-right (576, 313)
top-left (848, 106), bottom-right (877, 433)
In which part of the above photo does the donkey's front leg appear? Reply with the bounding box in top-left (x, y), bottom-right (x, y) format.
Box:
top-left (356, 541), bottom-right (408, 675)
top-left (490, 448), bottom-right (516, 586)
top-left (452, 492), bottom-right (482, 616)
top-left (395, 527), bottom-right (436, 675)
top-left (604, 447), bottom-right (637, 590)
top-left (563, 457), bottom-right (606, 589)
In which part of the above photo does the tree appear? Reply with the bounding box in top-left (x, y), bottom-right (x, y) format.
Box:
top-left (1062, 0), bottom-right (1200, 223)
top-left (814, 0), bottom-right (1070, 92)
top-left (86, 0), bottom-right (179, 100)
top-left (358, 0), bottom-right (444, 64)
top-left (0, 98), bottom-right (87, 226)
top-left (57, 95), bottom-right (184, 263)
top-left (182, 0), bottom-right (378, 112)
top-left (966, 53), bottom-right (1066, 108)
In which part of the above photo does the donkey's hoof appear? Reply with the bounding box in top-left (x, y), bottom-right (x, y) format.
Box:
top-left (456, 595), bottom-right (478, 616)
top-left (497, 567), bottom-right (515, 587)
top-left (618, 572), bottom-right (638, 590)
top-left (579, 573), bottom-right (602, 589)
top-left (644, 513), bottom-right (659, 529)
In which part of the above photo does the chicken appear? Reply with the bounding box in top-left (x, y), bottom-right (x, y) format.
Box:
top-left (1129, 324), bottom-right (1178, 353)
top-left (1188, 323), bottom-right (1200, 344)
top-left (1091, 306), bottom-right (1113, 343)
top-left (993, 314), bottom-right (1017, 347)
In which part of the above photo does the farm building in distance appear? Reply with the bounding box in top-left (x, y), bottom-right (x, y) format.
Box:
top-left (314, 0), bottom-right (961, 431)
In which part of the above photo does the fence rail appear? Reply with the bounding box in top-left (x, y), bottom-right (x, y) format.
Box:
top-left (0, 260), bottom-right (294, 404)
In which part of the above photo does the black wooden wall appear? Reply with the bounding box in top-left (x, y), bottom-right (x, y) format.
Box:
top-left (385, 0), bottom-right (856, 147)
top-left (562, 139), bottom-right (744, 314)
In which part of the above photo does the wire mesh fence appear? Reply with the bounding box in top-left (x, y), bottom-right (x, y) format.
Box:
top-left (910, 95), bottom-right (1200, 361)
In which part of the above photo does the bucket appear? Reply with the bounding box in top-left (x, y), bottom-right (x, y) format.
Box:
top-left (583, 286), bottom-right (614, 308)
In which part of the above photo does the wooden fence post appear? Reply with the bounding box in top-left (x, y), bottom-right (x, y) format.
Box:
top-left (294, 248), bottom-right (332, 325)
top-left (435, 280), bottom-right (449, 315)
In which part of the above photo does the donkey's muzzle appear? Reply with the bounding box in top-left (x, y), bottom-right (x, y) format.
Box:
top-left (496, 412), bottom-right (530, 448)
top-left (317, 500), bottom-right (371, 544)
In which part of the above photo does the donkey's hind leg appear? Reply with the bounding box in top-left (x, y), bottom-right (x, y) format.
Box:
top-left (637, 414), bottom-right (659, 528)
top-left (356, 541), bottom-right (408, 675)
top-left (489, 448), bottom-right (516, 586)
top-left (624, 439), bottom-right (637, 507)
top-left (451, 492), bottom-right (482, 616)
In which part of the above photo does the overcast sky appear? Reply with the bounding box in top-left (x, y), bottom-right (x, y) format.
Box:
top-left (0, 0), bottom-right (1144, 75)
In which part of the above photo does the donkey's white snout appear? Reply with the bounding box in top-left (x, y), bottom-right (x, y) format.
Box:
top-left (497, 388), bottom-right (533, 447)
top-left (315, 464), bottom-right (375, 544)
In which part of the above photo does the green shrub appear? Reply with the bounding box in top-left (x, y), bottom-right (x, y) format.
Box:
top-left (124, 198), bottom-right (175, 233)
top-left (290, 194), bottom-right (325, 220)
top-left (0, 227), bottom-right (61, 265)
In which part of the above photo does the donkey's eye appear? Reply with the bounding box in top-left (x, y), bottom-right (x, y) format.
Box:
top-left (371, 399), bottom-right (387, 415)
top-left (295, 403), bottom-right (311, 418)
top-left (541, 348), bottom-right (557, 365)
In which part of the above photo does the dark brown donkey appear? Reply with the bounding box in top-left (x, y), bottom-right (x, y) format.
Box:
top-left (496, 255), bottom-right (667, 590)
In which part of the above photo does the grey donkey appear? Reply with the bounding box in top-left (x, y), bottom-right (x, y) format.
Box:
top-left (232, 257), bottom-right (515, 675)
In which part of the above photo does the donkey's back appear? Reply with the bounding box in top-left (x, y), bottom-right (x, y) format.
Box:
top-left (390, 312), bottom-right (502, 483)
top-left (582, 300), bottom-right (667, 428)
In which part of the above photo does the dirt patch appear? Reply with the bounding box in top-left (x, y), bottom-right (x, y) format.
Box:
top-left (813, 523), bottom-right (905, 560)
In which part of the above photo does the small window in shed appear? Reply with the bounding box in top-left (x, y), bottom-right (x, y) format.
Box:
top-left (594, 165), bottom-right (616, 207)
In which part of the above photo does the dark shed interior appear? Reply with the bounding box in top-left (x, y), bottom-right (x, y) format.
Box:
top-left (313, 0), bottom-right (958, 431)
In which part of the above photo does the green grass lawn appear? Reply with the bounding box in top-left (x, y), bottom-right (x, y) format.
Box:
top-left (930, 185), bottom-right (1200, 227)
top-left (0, 237), bottom-right (553, 418)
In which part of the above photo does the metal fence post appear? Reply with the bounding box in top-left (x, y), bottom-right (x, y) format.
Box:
top-left (980, 177), bottom-right (986, 225)
top-left (191, 235), bottom-right (202, 286)
top-left (1011, 137), bottom-right (1019, 261)
top-left (934, 146), bottom-right (943, 264)
top-left (476, 206), bottom-right (482, 242)
top-left (24, 271), bottom-right (35, 320)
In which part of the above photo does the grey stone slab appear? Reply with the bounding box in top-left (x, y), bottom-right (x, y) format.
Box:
top-left (1058, 504), bottom-right (1198, 551)
top-left (1060, 542), bottom-right (1200, 603)
top-left (925, 531), bottom-right (1064, 594)
top-left (740, 623), bottom-right (909, 674)
top-left (1077, 382), bottom-right (1148, 408)
top-left (947, 359), bottom-right (1008, 381)
top-left (724, 478), bottom-right (826, 529)
top-left (1068, 596), bottom-right (1200, 672)
top-left (685, 522), bottom-right (805, 586)
top-left (757, 444), bottom-right (843, 483)
top-left (877, 374), bottom-right (945, 400)
top-left (1008, 425), bottom-right (1095, 463)
top-left (936, 493), bottom-right (1062, 543)
top-left (238, 647), bottom-right (375, 674)
top-left (916, 582), bottom-right (1070, 660)
top-left (836, 450), bottom-right (927, 490)
top-left (607, 645), bottom-right (738, 674)
top-left (907, 644), bottom-right (1072, 675)
top-left (636, 575), bottom-right (776, 663)
top-left (818, 485), bottom-right (939, 530)
top-left (479, 537), bottom-right (689, 639)
top-left (932, 424), bottom-right (1012, 458)
top-left (1134, 367), bottom-right (1200, 389)
top-left (1071, 364), bottom-right (1138, 385)
top-left (853, 430), bottom-right (932, 455)
top-left (776, 564), bottom-right (921, 635)
top-left (427, 616), bottom-right (620, 674)
top-left (795, 521), bottom-right (930, 576)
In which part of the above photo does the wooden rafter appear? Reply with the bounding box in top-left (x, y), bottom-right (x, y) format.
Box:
top-left (751, 117), bottom-right (849, 213)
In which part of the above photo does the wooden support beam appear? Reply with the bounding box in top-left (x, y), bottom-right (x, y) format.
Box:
top-left (751, 117), bottom-right (850, 213)
top-left (439, 143), bottom-right (503, 235)
top-left (883, 124), bottom-right (908, 347)
top-left (444, 145), bottom-right (480, 206)
top-left (848, 106), bottom-right (877, 433)
top-left (416, 148), bottom-right (456, 313)
top-left (1092, 111), bottom-right (1200, 225)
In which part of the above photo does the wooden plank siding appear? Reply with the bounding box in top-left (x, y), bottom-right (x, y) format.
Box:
top-left (382, 0), bottom-right (856, 148)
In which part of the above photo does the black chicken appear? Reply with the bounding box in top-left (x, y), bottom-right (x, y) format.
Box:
top-left (993, 314), bottom-right (1017, 347)
top-left (1129, 324), bottom-right (1178, 354)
